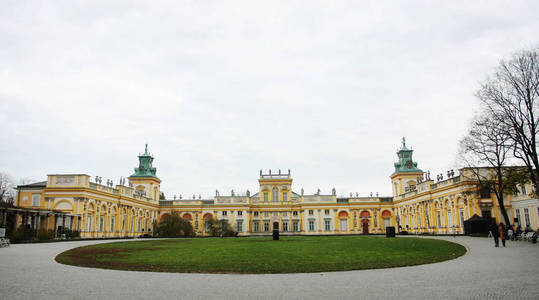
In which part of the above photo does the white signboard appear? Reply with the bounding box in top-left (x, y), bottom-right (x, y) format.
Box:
top-left (0, 228), bottom-right (5, 238)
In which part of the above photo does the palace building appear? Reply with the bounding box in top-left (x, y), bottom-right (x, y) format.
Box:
top-left (11, 140), bottom-right (539, 238)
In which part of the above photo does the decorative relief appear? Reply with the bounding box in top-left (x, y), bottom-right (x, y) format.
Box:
top-left (56, 175), bottom-right (75, 186)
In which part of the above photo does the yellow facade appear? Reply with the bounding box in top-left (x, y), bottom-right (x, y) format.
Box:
top-left (14, 141), bottom-right (537, 238)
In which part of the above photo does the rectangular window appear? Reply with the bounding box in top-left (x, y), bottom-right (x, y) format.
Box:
top-left (340, 219), bottom-right (348, 231)
top-left (88, 214), bottom-right (93, 232)
top-left (480, 187), bottom-right (491, 199)
top-left (111, 217), bottom-right (115, 232)
top-left (524, 208), bottom-right (530, 227)
top-left (31, 194), bottom-right (40, 207)
top-left (293, 211), bottom-right (298, 216)
top-left (308, 220), bottom-right (315, 231)
top-left (437, 211), bottom-right (441, 228)
top-left (99, 215), bottom-right (104, 232)
top-left (65, 217), bottom-right (72, 230)
top-left (23, 196), bottom-right (28, 204)
top-left (253, 221), bottom-right (259, 232)
top-left (263, 221), bottom-right (270, 232)
top-left (283, 222), bottom-right (288, 232)
top-left (264, 212), bottom-right (269, 217)
top-left (222, 211), bottom-right (227, 217)
top-left (273, 188), bottom-right (278, 202)
top-left (273, 212), bottom-right (279, 217)
top-left (283, 211), bottom-right (287, 217)
top-left (238, 211), bottom-right (242, 216)
top-left (264, 193), bottom-right (268, 202)
top-left (309, 210), bottom-right (314, 215)
top-left (283, 193), bottom-right (287, 202)
top-left (459, 208), bottom-right (464, 227)
top-left (254, 211), bottom-right (259, 217)
top-left (325, 209), bottom-right (330, 215)
top-left (521, 185), bottom-right (527, 195)
top-left (515, 209), bottom-right (520, 224)
top-left (324, 219), bottom-right (331, 231)
top-left (236, 220), bottom-right (243, 232)
top-left (293, 221), bottom-right (299, 232)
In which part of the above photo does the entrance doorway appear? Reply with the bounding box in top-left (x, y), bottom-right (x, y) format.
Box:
top-left (362, 220), bottom-right (369, 234)
top-left (273, 221), bottom-right (279, 231)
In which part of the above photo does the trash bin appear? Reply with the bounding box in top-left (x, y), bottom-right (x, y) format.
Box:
top-left (272, 229), bottom-right (279, 240)
top-left (386, 226), bottom-right (395, 238)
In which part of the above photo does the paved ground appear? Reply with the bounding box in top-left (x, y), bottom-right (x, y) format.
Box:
top-left (0, 236), bottom-right (538, 299)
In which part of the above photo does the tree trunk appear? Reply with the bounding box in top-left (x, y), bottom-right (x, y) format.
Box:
top-left (496, 194), bottom-right (511, 225)
top-left (496, 170), bottom-right (511, 225)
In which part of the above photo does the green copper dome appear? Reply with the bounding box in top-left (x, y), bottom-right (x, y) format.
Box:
top-left (392, 137), bottom-right (423, 175)
top-left (130, 144), bottom-right (159, 179)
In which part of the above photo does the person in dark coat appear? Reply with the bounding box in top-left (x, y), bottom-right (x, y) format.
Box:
top-left (490, 220), bottom-right (499, 247)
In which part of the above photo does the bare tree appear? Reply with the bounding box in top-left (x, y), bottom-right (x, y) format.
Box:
top-left (478, 48), bottom-right (539, 196)
top-left (459, 113), bottom-right (524, 225)
top-left (0, 172), bottom-right (16, 207)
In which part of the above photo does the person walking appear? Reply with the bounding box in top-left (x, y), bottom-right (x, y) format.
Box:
top-left (498, 223), bottom-right (506, 247)
top-left (489, 220), bottom-right (499, 247)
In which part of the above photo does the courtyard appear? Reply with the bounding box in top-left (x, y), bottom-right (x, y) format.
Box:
top-left (1, 236), bottom-right (539, 299)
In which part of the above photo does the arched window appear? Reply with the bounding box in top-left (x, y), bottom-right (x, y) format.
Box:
top-left (273, 187), bottom-right (278, 202)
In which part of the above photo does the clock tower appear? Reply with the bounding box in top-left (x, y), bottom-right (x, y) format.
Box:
top-left (390, 138), bottom-right (423, 197)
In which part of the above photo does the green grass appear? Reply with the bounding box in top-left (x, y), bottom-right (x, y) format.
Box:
top-left (55, 236), bottom-right (466, 274)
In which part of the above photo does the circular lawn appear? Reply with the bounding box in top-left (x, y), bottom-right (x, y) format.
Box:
top-left (55, 236), bottom-right (466, 274)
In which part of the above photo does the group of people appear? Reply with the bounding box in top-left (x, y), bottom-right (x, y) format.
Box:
top-left (489, 221), bottom-right (539, 247)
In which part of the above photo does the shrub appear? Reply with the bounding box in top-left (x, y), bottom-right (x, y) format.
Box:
top-left (58, 228), bottom-right (80, 239)
top-left (205, 219), bottom-right (236, 237)
top-left (11, 226), bottom-right (36, 242)
top-left (37, 229), bottom-right (55, 240)
top-left (156, 212), bottom-right (195, 237)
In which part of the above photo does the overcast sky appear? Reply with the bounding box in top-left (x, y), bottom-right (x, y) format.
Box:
top-left (1, 1), bottom-right (538, 199)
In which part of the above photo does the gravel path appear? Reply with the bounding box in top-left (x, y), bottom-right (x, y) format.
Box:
top-left (1, 236), bottom-right (538, 299)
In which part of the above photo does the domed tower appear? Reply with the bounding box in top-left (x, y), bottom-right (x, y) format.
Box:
top-left (128, 144), bottom-right (161, 203)
top-left (390, 138), bottom-right (423, 197)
